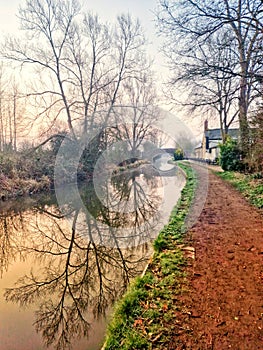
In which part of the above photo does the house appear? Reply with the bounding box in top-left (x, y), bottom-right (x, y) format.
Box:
top-left (194, 120), bottom-right (239, 163)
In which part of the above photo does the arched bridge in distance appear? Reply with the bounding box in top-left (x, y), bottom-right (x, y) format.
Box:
top-left (151, 148), bottom-right (175, 162)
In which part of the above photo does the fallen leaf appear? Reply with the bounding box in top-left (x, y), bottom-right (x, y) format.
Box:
top-left (133, 319), bottom-right (143, 327)
top-left (162, 303), bottom-right (168, 311)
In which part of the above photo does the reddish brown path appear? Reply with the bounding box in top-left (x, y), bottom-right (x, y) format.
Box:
top-left (171, 171), bottom-right (263, 350)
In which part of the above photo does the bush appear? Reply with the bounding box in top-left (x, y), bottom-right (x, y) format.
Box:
top-left (245, 112), bottom-right (263, 173)
top-left (219, 137), bottom-right (243, 171)
top-left (173, 147), bottom-right (184, 161)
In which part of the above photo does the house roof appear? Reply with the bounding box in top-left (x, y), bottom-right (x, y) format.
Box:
top-left (205, 128), bottom-right (239, 140)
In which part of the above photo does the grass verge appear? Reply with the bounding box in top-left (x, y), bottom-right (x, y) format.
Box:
top-left (102, 162), bottom-right (197, 350)
top-left (215, 171), bottom-right (263, 209)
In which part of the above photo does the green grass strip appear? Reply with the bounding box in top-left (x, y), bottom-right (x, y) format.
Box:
top-left (216, 171), bottom-right (263, 209)
top-left (102, 162), bottom-right (197, 350)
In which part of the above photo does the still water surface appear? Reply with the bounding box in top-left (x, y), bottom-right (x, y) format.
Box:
top-left (0, 159), bottom-right (185, 350)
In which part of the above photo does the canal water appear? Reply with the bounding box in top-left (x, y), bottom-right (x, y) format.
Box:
top-left (0, 158), bottom-right (185, 350)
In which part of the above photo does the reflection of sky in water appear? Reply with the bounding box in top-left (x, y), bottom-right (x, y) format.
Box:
top-left (0, 162), bottom-right (186, 350)
top-left (74, 159), bottom-right (185, 247)
top-left (154, 153), bottom-right (175, 171)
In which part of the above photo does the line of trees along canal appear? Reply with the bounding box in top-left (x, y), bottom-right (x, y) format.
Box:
top-left (2, 0), bottom-right (262, 182)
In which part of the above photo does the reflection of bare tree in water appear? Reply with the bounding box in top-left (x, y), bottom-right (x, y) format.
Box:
top-left (109, 167), bottom-right (163, 227)
top-left (3, 170), bottom-right (162, 349)
top-left (0, 210), bottom-right (28, 277)
top-left (88, 166), bottom-right (163, 246)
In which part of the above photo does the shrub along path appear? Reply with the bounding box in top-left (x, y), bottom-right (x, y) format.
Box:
top-left (172, 170), bottom-right (263, 349)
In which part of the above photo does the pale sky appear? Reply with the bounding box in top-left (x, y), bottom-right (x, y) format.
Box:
top-left (0, 0), bottom-right (169, 95)
top-left (0, 0), bottom-right (200, 138)
top-left (0, 0), bottom-right (158, 30)
top-left (0, 0), bottom-right (162, 59)
top-left (0, 0), bottom-right (158, 32)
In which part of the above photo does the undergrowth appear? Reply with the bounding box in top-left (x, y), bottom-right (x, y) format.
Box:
top-left (103, 162), bottom-right (197, 350)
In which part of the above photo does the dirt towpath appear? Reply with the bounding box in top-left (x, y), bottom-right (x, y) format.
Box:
top-left (170, 170), bottom-right (263, 349)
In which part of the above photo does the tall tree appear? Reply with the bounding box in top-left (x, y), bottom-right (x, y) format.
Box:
top-left (111, 71), bottom-right (160, 159)
top-left (157, 0), bottom-right (263, 153)
top-left (0, 63), bottom-right (7, 151)
top-left (2, 0), bottom-right (152, 148)
top-left (169, 28), bottom-right (240, 142)
top-left (0, 65), bottom-right (26, 151)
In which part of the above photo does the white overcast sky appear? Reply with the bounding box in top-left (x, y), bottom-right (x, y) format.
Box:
top-left (0, 0), bottom-right (200, 138)
top-left (0, 0), bottom-right (169, 95)
top-left (0, 0), bottom-right (163, 60)
top-left (0, 0), bottom-right (158, 30)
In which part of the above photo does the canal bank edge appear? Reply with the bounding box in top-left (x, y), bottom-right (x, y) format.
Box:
top-left (101, 162), bottom-right (197, 350)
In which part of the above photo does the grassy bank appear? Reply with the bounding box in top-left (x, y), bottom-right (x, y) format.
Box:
top-left (102, 162), bottom-right (197, 350)
top-left (0, 174), bottom-right (51, 200)
top-left (215, 171), bottom-right (263, 209)
top-left (0, 150), bottom-right (53, 200)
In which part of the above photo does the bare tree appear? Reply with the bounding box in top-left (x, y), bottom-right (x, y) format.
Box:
top-left (0, 65), bottom-right (27, 151)
top-left (172, 29), bottom-right (240, 142)
top-left (157, 0), bottom-right (263, 153)
top-left (2, 0), bottom-right (152, 153)
top-left (0, 63), bottom-right (7, 151)
top-left (108, 71), bottom-right (160, 158)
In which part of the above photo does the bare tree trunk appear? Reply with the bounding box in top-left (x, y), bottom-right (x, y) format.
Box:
top-left (239, 73), bottom-right (250, 153)
top-left (0, 96), bottom-right (3, 152)
top-left (9, 102), bottom-right (13, 149)
top-left (13, 93), bottom-right (17, 152)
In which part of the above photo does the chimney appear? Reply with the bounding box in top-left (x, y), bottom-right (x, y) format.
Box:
top-left (204, 119), bottom-right (208, 132)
